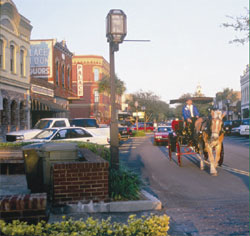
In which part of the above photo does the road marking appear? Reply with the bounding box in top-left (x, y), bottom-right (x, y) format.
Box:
top-left (219, 165), bottom-right (249, 176)
top-left (119, 146), bottom-right (137, 149)
top-left (202, 160), bottom-right (249, 176)
top-left (169, 147), bottom-right (249, 177)
top-left (120, 151), bottom-right (129, 153)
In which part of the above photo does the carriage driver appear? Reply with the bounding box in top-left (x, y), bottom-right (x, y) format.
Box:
top-left (182, 98), bottom-right (200, 143)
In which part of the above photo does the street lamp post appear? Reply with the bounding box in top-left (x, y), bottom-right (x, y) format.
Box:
top-left (134, 101), bottom-right (139, 131)
top-left (141, 106), bottom-right (146, 132)
top-left (226, 99), bottom-right (230, 120)
top-left (106, 9), bottom-right (127, 170)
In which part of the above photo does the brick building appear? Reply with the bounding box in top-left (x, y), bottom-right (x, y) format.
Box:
top-left (0, 0), bottom-right (32, 140)
top-left (69, 55), bottom-right (112, 123)
top-left (30, 39), bottom-right (75, 126)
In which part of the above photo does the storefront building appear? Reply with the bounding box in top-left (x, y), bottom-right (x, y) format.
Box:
top-left (0, 0), bottom-right (32, 140)
top-left (70, 55), bottom-right (112, 124)
top-left (30, 39), bottom-right (75, 126)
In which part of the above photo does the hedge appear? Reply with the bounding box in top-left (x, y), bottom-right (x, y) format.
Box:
top-left (0, 214), bottom-right (170, 236)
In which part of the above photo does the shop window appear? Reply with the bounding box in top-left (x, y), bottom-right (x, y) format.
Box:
top-left (94, 90), bottom-right (99, 103)
top-left (62, 64), bottom-right (65, 88)
top-left (67, 67), bottom-right (70, 88)
top-left (0, 39), bottom-right (3, 69)
top-left (10, 45), bottom-right (15, 72)
top-left (94, 68), bottom-right (99, 81)
top-left (20, 49), bottom-right (25, 76)
top-left (10, 100), bottom-right (17, 125)
top-left (56, 61), bottom-right (59, 85)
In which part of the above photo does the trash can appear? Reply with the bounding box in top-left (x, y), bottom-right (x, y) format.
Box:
top-left (37, 142), bottom-right (81, 193)
top-left (22, 143), bottom-right (45, 193)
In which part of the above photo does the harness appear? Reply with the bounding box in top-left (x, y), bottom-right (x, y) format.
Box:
top-left (198, 117), bottom-right (224, 138)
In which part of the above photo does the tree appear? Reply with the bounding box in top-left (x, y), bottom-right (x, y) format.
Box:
top-left (215, 88), bottom-right (238, 103)
top-left (98, 75), bottom-right (126, 96)
top-left (222, 8), bottom-right (249, 44)
top-left (128, 90), bottom-right (172, 122)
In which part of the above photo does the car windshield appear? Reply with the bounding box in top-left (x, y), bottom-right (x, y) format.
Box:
top-left (33, 129), bottom-right (57, 140)
top-left (34, 120), bottom-right (53, 129)
top-left (242, 119), bottom-right (249, 125)
top-left (157, 127), bottom-right (172, 132)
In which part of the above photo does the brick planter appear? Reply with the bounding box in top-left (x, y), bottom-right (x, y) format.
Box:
top-left (52, 148), bottom-right (109, 205)
top-left (0, 193), bottom-right (48, 223)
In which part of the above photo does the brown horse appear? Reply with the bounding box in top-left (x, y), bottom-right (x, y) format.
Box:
top-left (195, 110), bottom-right (225, 176)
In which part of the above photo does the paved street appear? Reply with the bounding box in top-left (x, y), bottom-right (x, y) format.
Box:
top-left (119, 134), bottom-right (249, 236)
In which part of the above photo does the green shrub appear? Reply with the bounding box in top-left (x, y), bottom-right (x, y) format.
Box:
top-left (76, 142), bottom-right (110, 162)
top-left (132, 131), bottom-right (146, 137)
top-left (0, 142), bottom-right (34, 149)
top-left (0, 214), bottom-right (170, 236)
top-left (109, 166), bottom-right (142, 201)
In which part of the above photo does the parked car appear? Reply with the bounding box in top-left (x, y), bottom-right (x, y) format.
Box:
top-left (70, 118), bottom-right (109, 138)
top-left (70, 118), bottom-right (99, 128)
top-left (239, 118), bottom-right (249, 136)
top-left (223, 120), bottom-right (241, 135)
top-left (6, 118), bottom-right (71, 142)
top-left (18, 127), bottom-right (110, 146)
top-left (131, 122), bottom-right (154, 132)
top-left (118, 126), bottom-right (130, 140)
top-left (154, 126), bottom-right (173, 145)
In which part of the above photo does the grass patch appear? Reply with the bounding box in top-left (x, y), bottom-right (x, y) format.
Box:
top-left (132, 131), bottom-right (146, 137)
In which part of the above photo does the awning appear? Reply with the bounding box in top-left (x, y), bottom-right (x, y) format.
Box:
top-left (31, 98), bottom-right (68, 112)
top-left (170, 97), bottom-right (214, 104)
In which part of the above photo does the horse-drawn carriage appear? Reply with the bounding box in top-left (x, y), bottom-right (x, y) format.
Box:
top-left (168, 97), bottom-right (225, 176)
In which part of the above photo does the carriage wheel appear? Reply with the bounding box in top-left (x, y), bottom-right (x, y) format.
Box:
top-left (176, 141), bottom-right (182, 166)
top-left (218, 142), bottom-right (224, 166)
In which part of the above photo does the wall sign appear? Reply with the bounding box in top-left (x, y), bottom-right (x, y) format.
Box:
top-left (30, 40), bottom-right (53, 78)
top-left (77, 64), bottom-right (83, 96)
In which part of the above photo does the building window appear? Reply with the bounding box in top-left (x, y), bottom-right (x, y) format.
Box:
top-left (56, 61), bottom-right (59, 85)
top-left (94, 68), bottom-right (99, 81)
top-left (62, 64), bottom-right (65, 88)
top-left (10, 45), bottom-right (15, 72)
top-left (94, 90), bottom-right (99, 103)
top-left (67, 67), bottom-right (70, 88)
top-left (20, 49), bottom-right (25, 76)
top-left (0, 39), bottom-right (3, 69)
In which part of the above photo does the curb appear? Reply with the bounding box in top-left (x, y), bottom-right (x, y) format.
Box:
top-left (55, 190), bottom-right (162, 214)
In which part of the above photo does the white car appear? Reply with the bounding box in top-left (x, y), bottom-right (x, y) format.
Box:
top-left (240, 119), bottom-right (249, 136)
top-left (20, 127), bottom-right (110, 146)
top-left (6, 118), bottom-right (71, 142)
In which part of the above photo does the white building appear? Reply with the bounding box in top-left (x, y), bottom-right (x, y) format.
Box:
top-left (240, 65), bottom-right (249, 119)
top-left (0, 0), bottom-right (32, 140)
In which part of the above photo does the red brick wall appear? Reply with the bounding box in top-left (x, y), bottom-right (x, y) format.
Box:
top-left (70, 55), bottom-right (111, 123)
top-left (52, 161), bottom-right (109, 205)
top-left (0, 193), bottom-right (48, 223)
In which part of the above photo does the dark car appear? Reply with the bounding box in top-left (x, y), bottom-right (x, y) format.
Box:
top-left (70, 118), bottom-right (99, 128)
top-left (118, 126), bottom-right (130, 140)
top-left (223, 120), bottom-right (241, 135)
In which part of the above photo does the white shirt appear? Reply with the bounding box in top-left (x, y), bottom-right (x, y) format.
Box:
top-left (188, 105), bottom-right (194, 117)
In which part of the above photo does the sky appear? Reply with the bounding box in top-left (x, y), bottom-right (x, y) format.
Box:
top-left (14, 0), bottom-right (249, 103)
